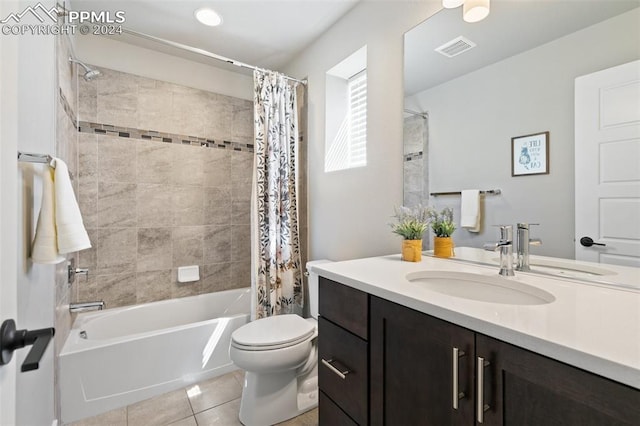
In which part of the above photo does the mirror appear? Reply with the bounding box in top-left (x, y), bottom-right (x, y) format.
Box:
top-left (403, 0), bottom-right (640, 261)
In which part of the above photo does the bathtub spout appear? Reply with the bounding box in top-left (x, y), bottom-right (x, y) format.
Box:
top-left (69, 301), bottom-right (105, 313)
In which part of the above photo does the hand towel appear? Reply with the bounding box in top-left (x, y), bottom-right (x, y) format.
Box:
top-left (460, 189), bottom-right (481, 233)
top-left (31, 166), bottom-right (65, 264)
top-left (53, 158), bottom-right (91, 254)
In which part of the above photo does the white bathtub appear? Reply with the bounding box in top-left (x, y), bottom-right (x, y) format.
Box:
top-left (59, 288), bottom-right (251, 424)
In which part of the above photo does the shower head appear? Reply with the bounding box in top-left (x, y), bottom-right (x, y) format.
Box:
top-left (68, 57), bottom-right (101, 81)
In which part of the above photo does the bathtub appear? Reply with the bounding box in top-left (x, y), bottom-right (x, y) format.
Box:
top-left (59, 288), bottom-right (251, 424)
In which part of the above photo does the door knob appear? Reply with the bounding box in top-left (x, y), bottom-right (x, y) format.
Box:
top-left (580, 236), bottom-right (606, 247)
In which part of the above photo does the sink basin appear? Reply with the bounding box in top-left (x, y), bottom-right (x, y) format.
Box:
top-left (406, 271), bottom-right (555, 305)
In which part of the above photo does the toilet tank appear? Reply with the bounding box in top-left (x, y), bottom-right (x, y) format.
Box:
top-left (306, 260), bottom-right (331, 319)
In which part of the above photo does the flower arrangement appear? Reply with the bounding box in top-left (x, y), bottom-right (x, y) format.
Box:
top-left (428, 207), bottom-right (456, 237)
top-left (390, 205), bottom-right (431, 240)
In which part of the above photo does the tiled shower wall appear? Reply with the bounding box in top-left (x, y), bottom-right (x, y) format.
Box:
top-left (403, 114), bottom-right (428, 208)
top-left (74, 67), bottom-right (255, 308)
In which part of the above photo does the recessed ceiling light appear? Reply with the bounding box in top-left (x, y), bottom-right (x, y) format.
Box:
top-left (195, 7), bottom-right (222, 27)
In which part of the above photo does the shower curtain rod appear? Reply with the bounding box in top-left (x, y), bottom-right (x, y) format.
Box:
top-left (122, 28), bottom-right (307, 86)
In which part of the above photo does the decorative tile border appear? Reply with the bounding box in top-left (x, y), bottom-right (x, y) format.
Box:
top-left (404, 151), bottom-right (423, 162)
top-left (58, 87), bottom-right (254, 153)
top-left (77, 121), bottom-right (254, 153)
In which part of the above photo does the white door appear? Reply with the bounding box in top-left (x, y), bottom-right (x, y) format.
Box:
top-left (575, 60), bottom-right (640, 267)
top-left (0, 0), bottom-right (19, 421)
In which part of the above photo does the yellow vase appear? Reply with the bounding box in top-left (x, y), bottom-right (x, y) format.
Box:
top-left (402, 239), bottom-right (422, 262)
top-left (433, 236), bottom-right (454, 258)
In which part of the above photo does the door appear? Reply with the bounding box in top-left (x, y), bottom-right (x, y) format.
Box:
top-left (475, 333), bottom-right (640, 425)
top-left (575, 60), bottom-right (640, 266)
top-left (0, 1), bottom-right (19, 420)
top-left (370, 296), bottom-right (475, 425)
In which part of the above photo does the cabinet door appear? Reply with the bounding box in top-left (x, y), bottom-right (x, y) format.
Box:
top-left (370, 296), bottom-right (475, 425)
top-left (476, 334), bottom-right (640, 426)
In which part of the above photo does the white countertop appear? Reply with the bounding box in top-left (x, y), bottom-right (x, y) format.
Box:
top-left (313, 250), bottom-right (640, 389)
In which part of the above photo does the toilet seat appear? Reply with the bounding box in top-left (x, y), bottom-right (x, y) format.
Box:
top-left (231, 314), bottom-right (316, 351)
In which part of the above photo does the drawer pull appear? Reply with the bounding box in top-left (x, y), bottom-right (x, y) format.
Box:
top-left (452, 347), bottom-right (466, 410)
top-left (322, 358), bottom-right (350, 379)
top-left (477, 356), bottom-right (491, 423)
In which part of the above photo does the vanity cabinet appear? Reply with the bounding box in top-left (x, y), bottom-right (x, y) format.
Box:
top-left (318, 277), bottom-right (369, 425)
top-left (318, 276), bottom-right (640, 425)
top-left (370, 295), bottom-right (640, 426)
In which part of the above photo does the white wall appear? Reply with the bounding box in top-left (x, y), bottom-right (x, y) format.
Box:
top-left (0, 2), bottom-right (58, 424)
top-left (74, 36), bottom-right (253, 100)
top-left (284, 0), bottom-right (440, 261)
top-left (405, 8), bottom-right (640, 259)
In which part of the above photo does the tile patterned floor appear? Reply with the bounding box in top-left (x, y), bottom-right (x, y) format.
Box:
top-left (69, 370), bottom-right (318, 426)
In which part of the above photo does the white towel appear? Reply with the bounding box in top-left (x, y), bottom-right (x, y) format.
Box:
top-left (53, 158), bottom-right (91, 254)
top-left (31, 166), bottom-right (65, 264)
top-left (460, 189), bottom-right (481, 233)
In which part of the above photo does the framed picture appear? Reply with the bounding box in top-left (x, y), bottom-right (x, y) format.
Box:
top-left (511, 131), bottom-right (549, 176)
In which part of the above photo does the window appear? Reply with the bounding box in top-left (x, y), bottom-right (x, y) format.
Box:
top-left (325, 46), bottom-right (367, 172)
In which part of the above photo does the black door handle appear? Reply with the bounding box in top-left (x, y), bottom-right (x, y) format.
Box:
top-left (0, 319), bottom-right (55, 372)
top-left (580, 236), bottom-right (606, 247)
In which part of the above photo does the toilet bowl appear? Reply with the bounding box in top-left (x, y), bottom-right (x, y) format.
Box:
top-left (229, 260), bottom-right (329, 426)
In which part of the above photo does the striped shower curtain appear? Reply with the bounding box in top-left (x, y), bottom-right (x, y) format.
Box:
top-left (251, 69), bottom-right (303, 319)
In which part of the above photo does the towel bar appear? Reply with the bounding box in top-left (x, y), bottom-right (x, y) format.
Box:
top-left (430, 189), bottom-right (501, 197)
top-left (18, 151), bottom-right (74, 180)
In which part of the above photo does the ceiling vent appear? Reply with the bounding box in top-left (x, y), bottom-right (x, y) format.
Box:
top-left (435, 36), bottom-right (476, 58)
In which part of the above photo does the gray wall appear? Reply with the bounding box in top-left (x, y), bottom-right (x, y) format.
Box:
top-left (405, 9), bottom-right (640, 259)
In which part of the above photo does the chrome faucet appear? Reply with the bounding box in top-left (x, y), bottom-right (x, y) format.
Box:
top-left (69, 301), bottom-right (105, 313)
top-left (483, 225), bottom-right (514, 276)
top-left (516, 223), bottom-right (542, 272)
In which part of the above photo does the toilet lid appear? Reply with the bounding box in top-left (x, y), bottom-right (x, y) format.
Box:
top-left (232, 314), bottom-right (315, 348)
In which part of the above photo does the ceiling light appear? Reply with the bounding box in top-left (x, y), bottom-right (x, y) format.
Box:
top-left (463, 0), bottom-right (490, 23)
top-left (195, 7), bottom-right (222, 27)
top-left (442, 0), bottom-right (464, 8)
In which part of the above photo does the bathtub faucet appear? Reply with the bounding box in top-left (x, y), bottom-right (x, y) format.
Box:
top-left (69, 301), bottom-right (105, 313)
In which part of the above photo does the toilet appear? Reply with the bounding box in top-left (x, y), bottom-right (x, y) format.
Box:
top-left (229, 260), bottom-right (329, 426)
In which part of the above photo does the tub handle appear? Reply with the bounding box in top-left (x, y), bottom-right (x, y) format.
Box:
top-left (0, 319), bottom-right (55, 372)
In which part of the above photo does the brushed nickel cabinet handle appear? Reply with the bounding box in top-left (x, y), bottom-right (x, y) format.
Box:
top-left (477, 356), bottom-right (491, 423)
top-left (452, 347), bottom-right (466, 410)
top-left (321, 358), bottom-right (350, 379)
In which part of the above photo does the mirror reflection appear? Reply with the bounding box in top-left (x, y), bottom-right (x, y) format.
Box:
top-left (403, 0), bottom-right (640, 266)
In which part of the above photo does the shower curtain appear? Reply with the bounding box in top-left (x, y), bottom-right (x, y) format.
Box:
top-left (251, 69), bottom-right (303, 319)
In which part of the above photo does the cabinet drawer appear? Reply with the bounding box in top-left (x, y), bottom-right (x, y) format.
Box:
top-left (319, 277), bottom-right (368, 339)
top-left (319, 317), bottom-right (368, 425)
top-left (319, 391), bottom-right (358, 426)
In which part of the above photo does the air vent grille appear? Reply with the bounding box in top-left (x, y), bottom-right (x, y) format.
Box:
top-left (435, 36), bottom-right (476, 58)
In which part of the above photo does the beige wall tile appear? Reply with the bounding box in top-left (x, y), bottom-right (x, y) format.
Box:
top-left (201, 263), bottom-right (232, 293)
top-left (172, 226), bottom-right (203, 267)
top-left (136, 270), bottom-right (172, 303)
top-left (202, 148), bottom-right (231, 187)
top-left (170, 85), bottom-right (208, 137)
top-left (231, 225), bottom-right (251, 260)
top-left (230, 260), bottom-right (251, 289)
top-left (203, 225), bottom-right (231, 264)
top-left (78, 272), bottom-right (136, 308)
top-left (137, 140), bottom-right (171, 184)
top-left (204, 93), bottom-right (233, 141)
top-left (137, 228), bottom-right (172, 272)
top-left (231, 200), bottom-right (250, 225)
top-left (203, 187), bottom-right (231, 225)
top-left (78, 132), bottom-right (98, 182)
top-left (171, 144), bottom-right (204, 186)
top-left (138, 86), bottom-right (173, 133)
top-left (98, 134), bottom-right (137, 182)
top-left (172, 186), bottom-right (204, 226)
top-left (78, 228), bottom-right (98, 273)
top-left (78, 181), bottom-right (98, 229)
top-left (137, 183), bottom-right (173, 227)
top-left (96, 228), bottom-right (137, 275)
top-left (170, 269), bottom-right (202, 298)
top-left (97, 182), bottom-right (137, 228)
